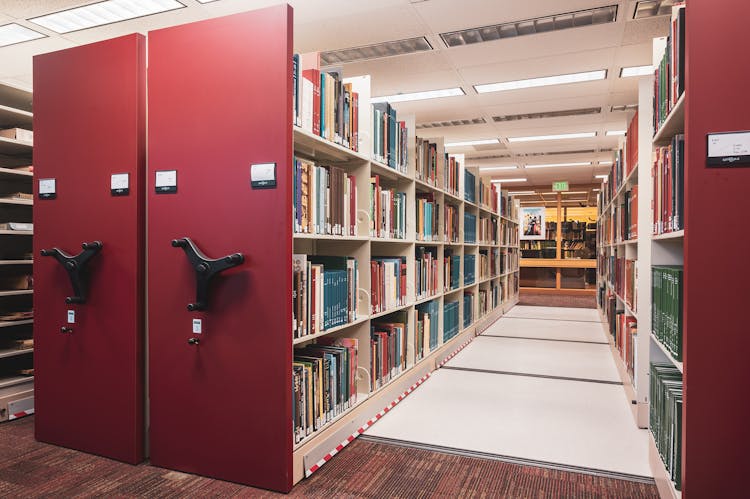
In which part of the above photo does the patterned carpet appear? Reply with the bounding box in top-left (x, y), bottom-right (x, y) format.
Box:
top-left (0, 416), bottom-right (657, 498)
top-left (519, 291), bottom-right (597, 309)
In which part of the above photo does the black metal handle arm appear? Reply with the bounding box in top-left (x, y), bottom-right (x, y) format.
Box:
top-left (40, 241), bottom-right (103, 304)
top-left (171, 237), bottom-right (244, 311)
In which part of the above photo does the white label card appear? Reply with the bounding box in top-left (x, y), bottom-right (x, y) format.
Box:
top-left (111, 173), bottom-right (129, 190)
top-left (155, 170), bottom-right (177, 188)
top-left (251, 163), bottom-right (276, 182)
top-left (708, 131), bottom-right (750, 157)
top-left (67, 310), bottom-right (75, 324)
top-left (192, 319), bottom-right (202, 334)
top-left (39, 178), bottom-right (56, 195)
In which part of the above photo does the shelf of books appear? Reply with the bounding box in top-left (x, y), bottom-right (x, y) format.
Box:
top-left (290, 55), bottom-right (519, 482)
top-left (0, 82), bottom-right (33, 424)
top-left (596, 106), bottom-right (642, 421)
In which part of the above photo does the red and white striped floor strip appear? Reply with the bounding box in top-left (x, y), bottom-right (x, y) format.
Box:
top-left (437, 336), bottom-right (475, 368)
top-left (305, 332), bottom-right (480, 478)
top-left (8, 408), bottom-right (34, 421)
top-left (305, 372), bottom-right (432, 478)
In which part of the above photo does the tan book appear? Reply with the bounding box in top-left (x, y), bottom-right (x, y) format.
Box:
top-left (13, 339), bottom-right (33, 350)
top-left (0, 222), bottom-right (32, 231)
top-left (0, 128), bottom-right (33, 143)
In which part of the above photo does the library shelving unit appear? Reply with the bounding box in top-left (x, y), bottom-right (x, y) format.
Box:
top-left (596, 107), bottom-right (643, 429)
top-left (599, 3), bottom-right (750, 497)
top-left (291, 114), bottom-right (520, 483)
top-left (0, 82), bottom-right (34, 423)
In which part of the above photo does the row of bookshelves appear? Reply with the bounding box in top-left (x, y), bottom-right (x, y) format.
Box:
top-left (0, 81), bottom-right (34, 425)
top-left (291, 269), bottom-right (519, 344)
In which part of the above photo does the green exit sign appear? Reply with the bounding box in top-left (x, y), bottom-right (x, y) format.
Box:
top-left (552, 181), bottom-right (569, 191)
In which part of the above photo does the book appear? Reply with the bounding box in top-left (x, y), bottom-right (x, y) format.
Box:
top-left (443, 300), bottom-right (459, 342)
top-left (652, 265), bottom-right (683, 361)
top-left (372, 102), bottom-right (407, 173)
top-left (0, 222), bottom-right (32, 231)
top-left (463, 292), bottom-right (474, 329)
top-left (370, 256), bottom-right (407, 314)
top-left (464, 254), bottom-right (476, 285)
top-left (370, 175), bottom-right (406, 239)
top-left (464, 212), bottom-right (477, 244)
top-left (649, 362), bottom-right (683, 490)
top-left (292, 254), bottom-right (358, 338)
top-left (415, 193), bottom-right (439, 241)
top-left (293, 339), bottom-right (358, 443)
top-left (444, 249), bottom-right (460, 291)
top-left (416, 299), bottom-right (439, 354)
top-left (415, 246), bottom-right (438, 300)
top-left (464, 169), bottom-right (476, 204)
top-left (0, 128), bottom-right (33, 143)
top-left (415, 138), bottom-right (439, 186)
top-left (444, 203), bottom-right (459, 243)
top-left (293, 158), bottom-right (356, 237)
top-left (370, 315), bottom-right (407, 389)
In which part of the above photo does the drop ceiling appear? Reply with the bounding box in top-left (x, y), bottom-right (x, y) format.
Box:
top-left (0, 0), bottom-right (668, 200)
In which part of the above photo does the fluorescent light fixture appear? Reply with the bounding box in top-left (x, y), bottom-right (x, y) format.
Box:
top-left (0, 23), bottom-right (45, 47)
top-left (371, 87), bottom-right (464, 104)
top-left (445, 139), bottom-right (499, 147)
top-left (562, 191), bottom-right (587, 195)
top-left (491, 178), bottom-right (527, 183)
top-left (525, 162), bottom-right (592, 169)
top-left (620, 65), bottom-right (653, 77)
top-left (598, 160), bottom-right (613, 166)
top-left (30, 0), bottom-right (185, 34)
top-left (593, 188), bottom-right (600, 191)
top-left (507, 132), bottom-right (597, 143)
top-left (479, 166), bottom-right (518, 171)
top-left (508, 191), bottom-right (537, 195)
top-left (595, 174), bottom-right (609, 179)
top-left (475, 70), bottom-right (606, 94)
top-left (606, 130), bottom-right (626, 136)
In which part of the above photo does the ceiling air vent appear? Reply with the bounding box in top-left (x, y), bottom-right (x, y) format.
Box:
top-left (321, 36), bottom-right (433, 66)
top-left (633, 1), bottom-right (678, 19)
top-left (440, 5), bottom-right (618, 47)
top-left (416, 117), bottom-right (487, 129)
top-left (492, 107), bottom-right (601, 122)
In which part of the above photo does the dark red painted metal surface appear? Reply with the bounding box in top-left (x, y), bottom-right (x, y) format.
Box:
top-left (33, 34), bottom-right (146, 464)
top-left (684, 1), bottom-right (750, 496)
top-left (147, 5), bottom-right (293, 492)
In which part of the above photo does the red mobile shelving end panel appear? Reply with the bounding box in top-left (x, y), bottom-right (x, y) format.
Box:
top-left (683, 1), bottom-right (750, 496)
top-left (33, 34), bottom-right (147, 464)
top-left (147, 5), bottom-right (294, 492)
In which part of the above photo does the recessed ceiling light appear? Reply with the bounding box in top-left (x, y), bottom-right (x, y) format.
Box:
top-left (620, 65), bottom-right (653, 78)
top-left (371, 87), bottom-right (464, 104)
top-left (0, 23), bottom-right (45, 47)
top-left (479, 166), bottom-right (518, 171)
top-left (475, 70), bottom-right (607, 94)
top-left (507, 132), bottom-right (597, 143)
top-left (29, 0), bottom-right (185, 34)
top-left (598, 160), bottom-right (613, 166)
top-left (508, 191), bottom-right (537, 195)
top-left (491, 178), bottom-right (527, 183)
top-left (525, 162), bottom-right (592, 169)
top-left (606, 130), bottom-right (626, 136)
top-left (445, 139), bottom-right (499, 147)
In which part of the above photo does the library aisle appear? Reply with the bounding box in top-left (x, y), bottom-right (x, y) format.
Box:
top-left (365, 305), bottom-right (652, 481)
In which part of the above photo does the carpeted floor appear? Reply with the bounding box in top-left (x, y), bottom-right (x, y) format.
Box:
top-left (519, 291), bottom-right (597, 309)
top-left (0, 416), bottom-right (657, 498)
